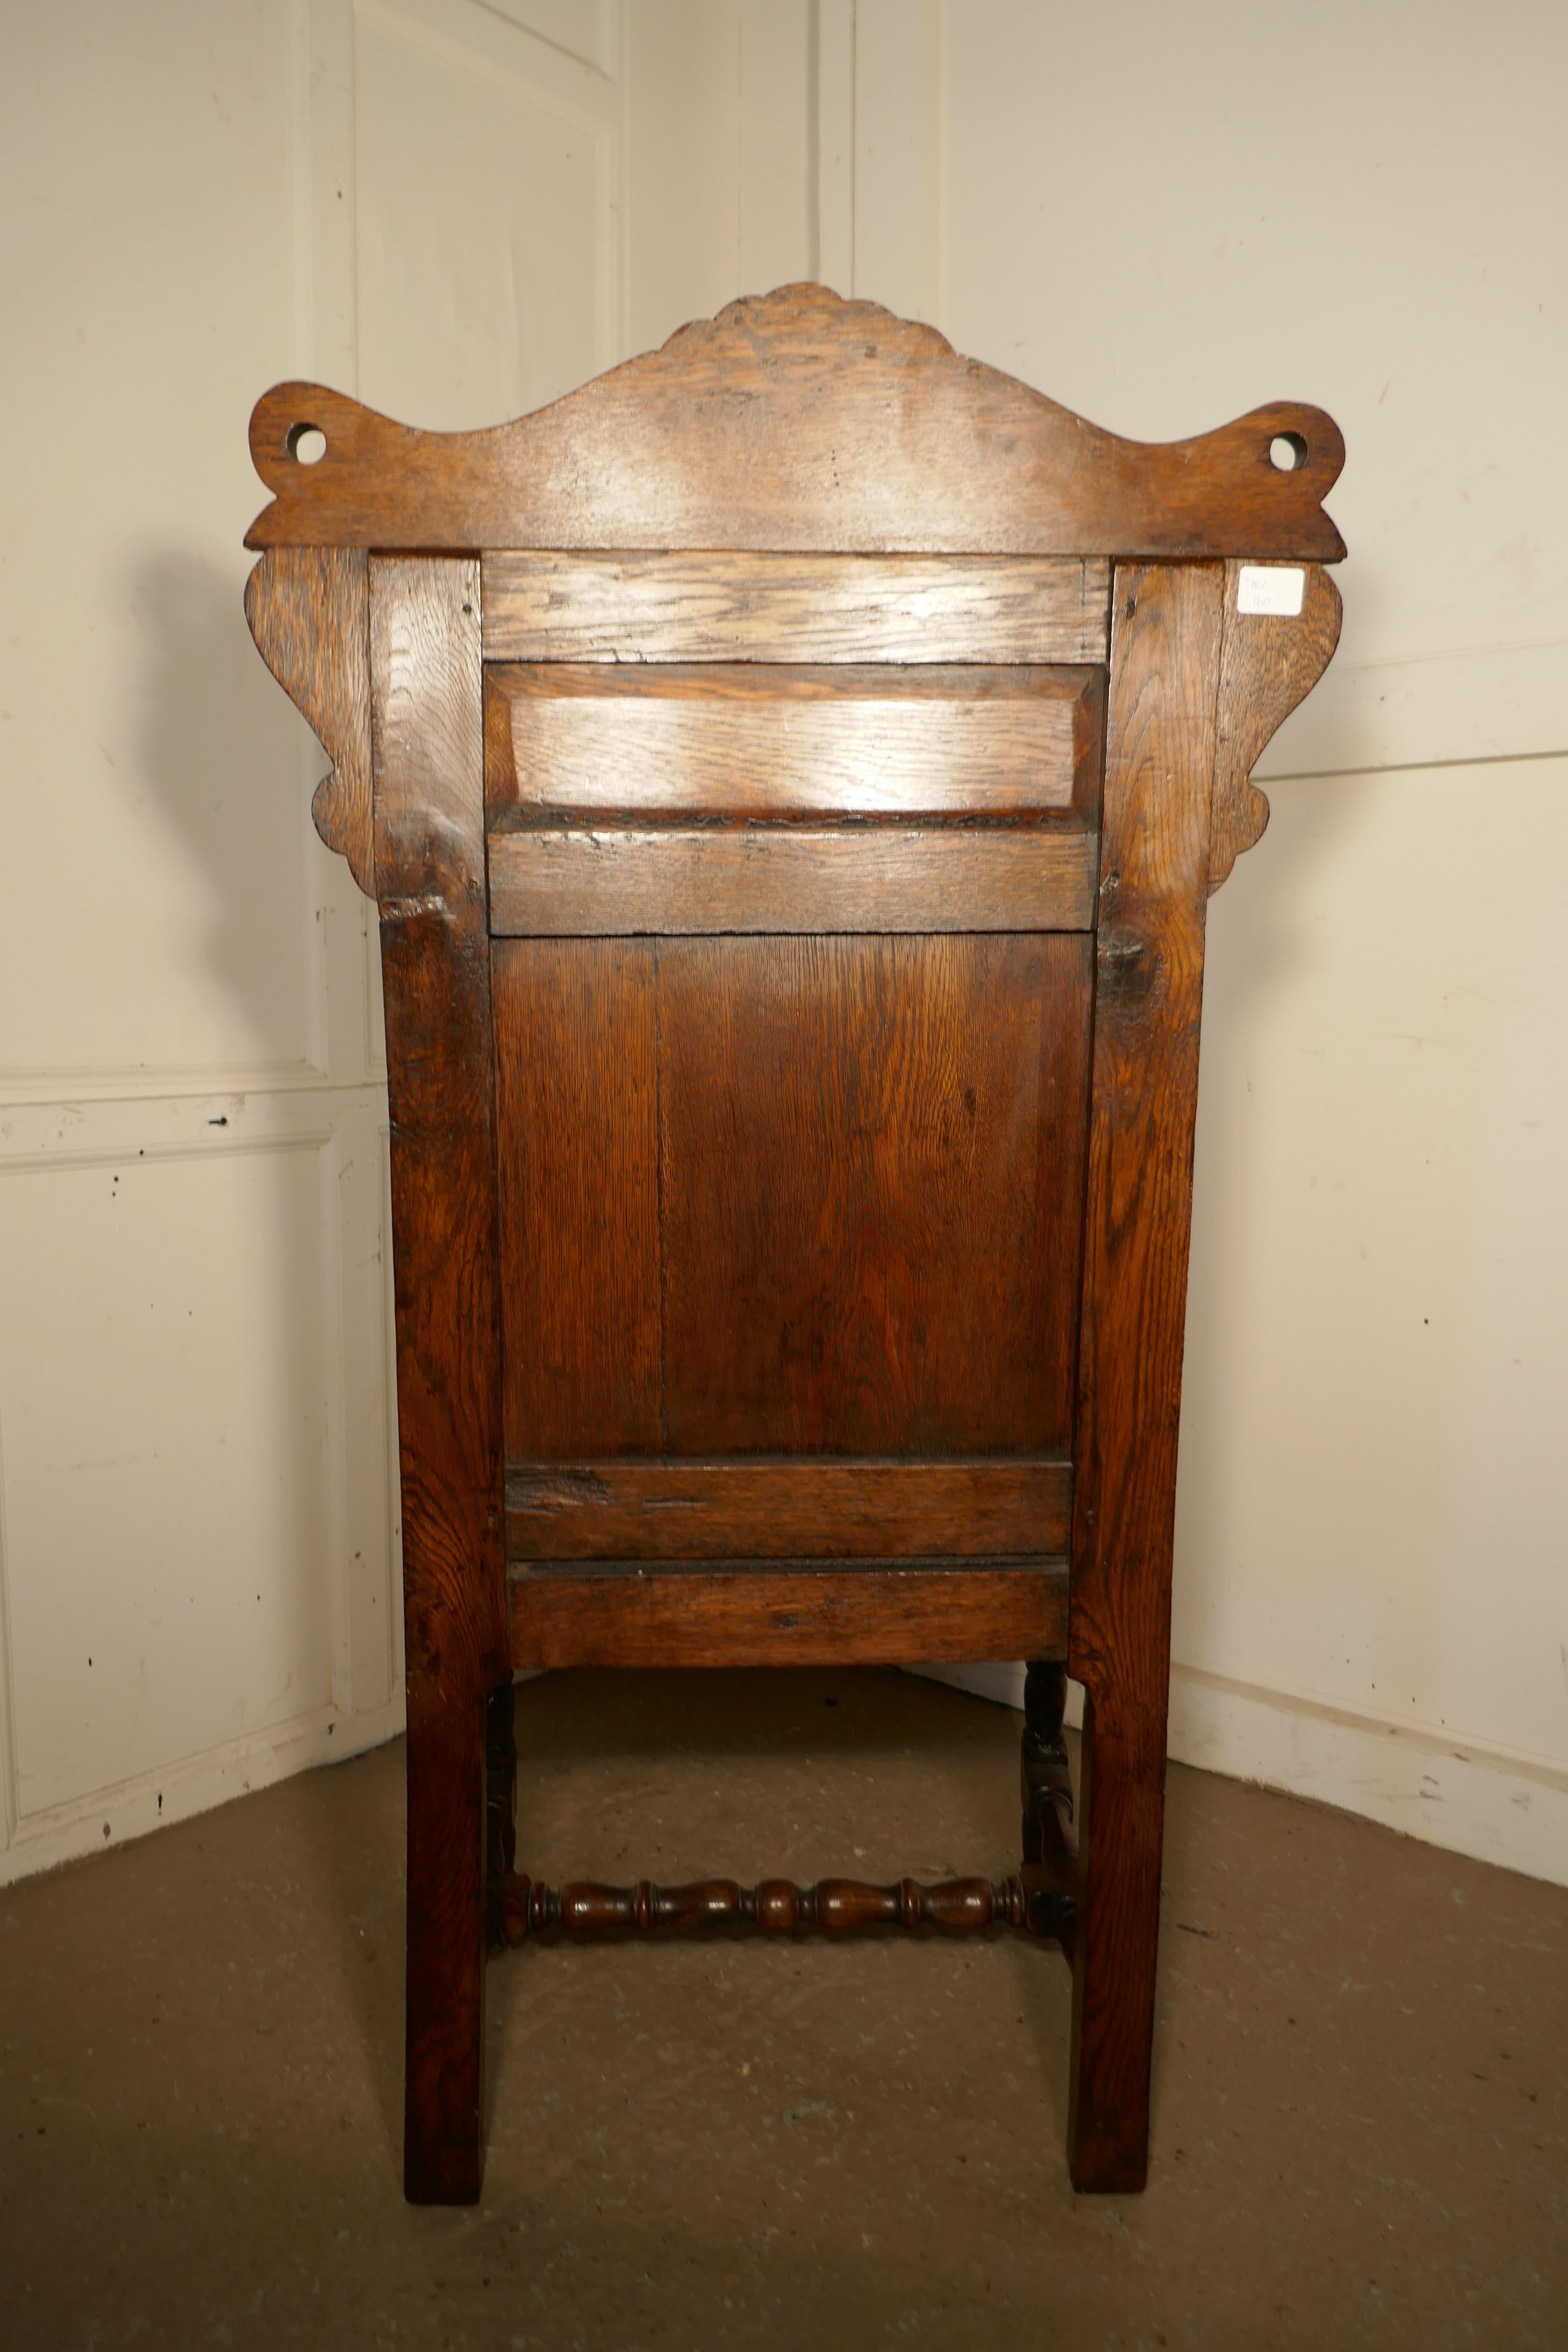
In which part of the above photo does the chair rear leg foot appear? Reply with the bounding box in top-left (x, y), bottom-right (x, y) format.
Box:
top-left (404, 1678), bottom-right (490, 2205)
top-left (1066, 1684), bottom-right (1166, 2194)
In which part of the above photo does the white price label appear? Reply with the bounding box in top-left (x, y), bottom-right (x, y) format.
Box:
top-left (1237, 565), bottom-right (1305, 617)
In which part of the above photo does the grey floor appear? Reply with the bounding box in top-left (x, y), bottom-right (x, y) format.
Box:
top-left (2, 1667), bottom-right (1564, 2350)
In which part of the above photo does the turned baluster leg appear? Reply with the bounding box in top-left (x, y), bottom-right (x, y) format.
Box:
top-left (486, 1679), bottom-right (518, 1930)
top-left (486, 1680), bottom-right (518, 1882)
top-left (1020, 1660), bottom-right (1072, 1869)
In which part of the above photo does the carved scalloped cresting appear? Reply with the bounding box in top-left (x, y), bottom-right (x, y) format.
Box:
top-left (245, 283), bottom-right (1345, 562)
top-left (1208, 562), bottom-right (1344, 892)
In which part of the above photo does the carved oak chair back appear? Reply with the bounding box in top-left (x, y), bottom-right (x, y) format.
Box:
top-left (244, 285), bottom-right (1343, 2204)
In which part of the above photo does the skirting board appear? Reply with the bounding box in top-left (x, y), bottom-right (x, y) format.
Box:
top-left (8, 1664), bottom-right (1564, 1893)
top-left (912, 1663), bottom-right (1568, 1891)
top-left (909, 1660), bottom-right (1037, 1715)
top-left (0, 1694), bottom-right (406, 1890)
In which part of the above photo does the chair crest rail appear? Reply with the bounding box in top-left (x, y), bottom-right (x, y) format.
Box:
top-left (245, 283), bottom-right (1344, 561)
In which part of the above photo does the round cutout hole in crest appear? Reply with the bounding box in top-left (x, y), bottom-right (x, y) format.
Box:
top-left (287, 423), bottom-right (327, 465)
top-left (1269, 432), bottom-right (1308, 473)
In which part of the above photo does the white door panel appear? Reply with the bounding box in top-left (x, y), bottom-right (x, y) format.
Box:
top-left (930, 0), bottom-right (1568, 776)
top-left (480, 0), bottom-right (616, 77)
top-left (0, 2), bottom-right (316, 1087)
top-left (354, 0), bottom-right (618, 428)
top-left (1, 0), bottom-right (643, 1884)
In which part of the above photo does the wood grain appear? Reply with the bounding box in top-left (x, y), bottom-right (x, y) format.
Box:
top-left (657, 934), bottom-right (1092, 1455)
top-left (1021, 1659), bottom-right (1078, 1960)
top-left (1208, 561), bottom-right (1344, 891)
top-left (503, 1456), bottom-right (1072, 1561)
top-left (485, 824), bottom-right (1099, 937)
top-left (497, 1871), bottom-right (1044, 1940)
top-left (244, 545), bottom-right (373, 893)
top-left (1066, 561), bottom-right (1225, 2194)
top-left (493, 940), bottom-right (662, 1460)
top-left (480, 550), bottom-right (1112, 664)
top-left (486, 662), bottom-right (1093, 820)
top-left (247, 285), bottom-right (1344, 560)
top-left (243, 284), bottom-right (1348, 2208)
top-left (507, 1559), bottom-right (1069, 1668)
top-left (371, 555), bottom-right (507, 2205)
top-left (484, 1681), bottom-right (518, 1945)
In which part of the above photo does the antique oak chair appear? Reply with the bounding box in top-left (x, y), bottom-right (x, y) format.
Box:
top-left (243, 286), bottom-right (1344, 2204)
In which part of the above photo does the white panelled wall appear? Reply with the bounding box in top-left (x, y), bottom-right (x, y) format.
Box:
top-left (2, 0), bottom-right (1564, 1889)
top-left (0, 0), bottom-right (632, 1885)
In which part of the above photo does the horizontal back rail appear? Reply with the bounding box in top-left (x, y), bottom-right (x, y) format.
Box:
top-left (481, 551), bottom-right (1112, 665)
top-left (508, 1559), bottom-right (1069, 1669)
top-left (504, 1456), bottom-right (1072, 1562)
top-left (486, 824), bottom-right (1098, 936)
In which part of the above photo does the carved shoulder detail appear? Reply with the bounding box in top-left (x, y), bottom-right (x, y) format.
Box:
top-left (1208, 563), bottom-right (1343, 894)
top-left (244, 547), bottom-right (374, 896)
top-left (245, 283), bottom-right (1344, 561)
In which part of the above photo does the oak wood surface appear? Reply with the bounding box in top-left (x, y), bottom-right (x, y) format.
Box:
top-left (481, 550), bottom-right (1112, 665)
top-left (507, 1559), bottom-right (1069, 1669)
top-left (485, 824), bottom-right (1099, 937)
top-left (1021, 1660), bottom-right (1078, 1960)
top-left (486, 662), bottom-right (1094, 821)
top-left (1066, 560), bottom-right (1225, 2194)
top-left (1208, 561), bottom-right (1344, 892)
top-left (494, 934), bottom-right (1091, 1461)
top-left (247, 285), bottom-right (1344, 560)
top-left (656, 934), bottom-right (1092, 1455)
top-left (242, 284), bottom-right (1347, 2210)
top-left (371, 556), bottom-right (507, 2205)
top-left (244, 546), bottom-right (373, 892)
top-left (497, 1871), bottom-right (1045, 1941)
top-left (503, 1456), bottom-right (1072, 1561)
top-left (493, 939), bottom-right (662, 1460)
top-left (484, 1681), bottom-right (518, 1934)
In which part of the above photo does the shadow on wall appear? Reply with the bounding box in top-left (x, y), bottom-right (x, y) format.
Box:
top-left (129, 548), bottom-right (320, 1066)
top-left (1173, 762), bottom-right (1387, 1674)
